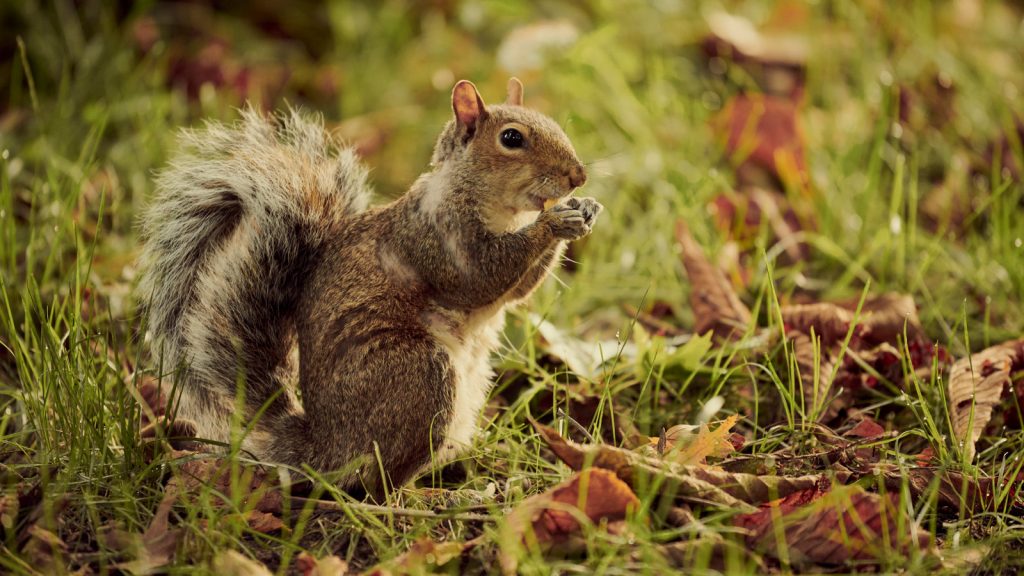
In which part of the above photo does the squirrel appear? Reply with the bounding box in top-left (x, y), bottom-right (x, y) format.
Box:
top-left (137, 78), bottom-right (602, 497)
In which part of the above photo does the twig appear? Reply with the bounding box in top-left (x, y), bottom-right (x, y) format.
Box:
top-left (557, 408), bottom-right (596, 443)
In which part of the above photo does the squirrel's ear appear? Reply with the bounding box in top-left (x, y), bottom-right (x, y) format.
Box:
top-left (452, 80), bottom-right (488, 142)
top-left (505, 77), bottom-right (524, 106)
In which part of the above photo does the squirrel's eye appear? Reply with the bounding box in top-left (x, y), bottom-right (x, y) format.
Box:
top-left (500, 128), bottom-right (524, 149)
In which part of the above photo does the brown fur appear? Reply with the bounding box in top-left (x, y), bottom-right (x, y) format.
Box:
top-left (138, 79), bottom-right (602, 499)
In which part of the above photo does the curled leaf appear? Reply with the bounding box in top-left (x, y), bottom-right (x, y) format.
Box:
top-left (676, 221), bottom-right (751, 341)
top-left (948, 338), bottom-right (1024, 461)
top-left (781, 302), bottom-right (855, 346)
top-left (499, 470), bottom-right (638, 574)
top-left (533, 420), bottom-right (818, 508)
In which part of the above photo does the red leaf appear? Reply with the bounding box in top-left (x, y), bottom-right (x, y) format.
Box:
top-left (736, 485), bottom-right (933, 567)
top-left (844, 417), bottom-right (885, 440)
top-left (713, 94), bottom-right (809, 192)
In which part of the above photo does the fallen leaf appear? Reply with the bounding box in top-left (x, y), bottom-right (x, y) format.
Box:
top-left (498, 469), bottom-right (638, 574)
top-left (240, 510), bottom-right (286, 534)
top-left (843, 417), bottom-right (886, 440)
top-left (664, 415), bottom-right (740, 465)
top-left (297, 552), bottom-right (349, 576)
top-left (781, 302), bottom-right (856, 346)
top-left (703, 11), bottom-right (808, 100)
top-left (899, 468), bottom-right (1024, 513)
top-left (169, 452), bottom-right (284, 516)
top-left (676, 221), bottom-right (752, 341)
top-left (712, 93), bottom-right (809, 192)
top-left (736, 484), bottom-right (933, 567)
top-left (364, 537), bottom-right (478, 576)
top-left (21, 525), bottom-right (66, 573)
top-left (213, 550), bottom-right (274, 576)
top-left (948, 338), bottom-right (1024, 461)
top-left (533, 420), bottom-right (819, 509)
top-left (855, 293), bottom-right (925, 346)
top-left (115, 485), bottom-right (182, 573)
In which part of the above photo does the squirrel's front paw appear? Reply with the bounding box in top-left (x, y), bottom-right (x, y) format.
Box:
top-left (566, 197), bottom-right (603, 228)
top-left (542, 202), bottom-right (594, 241)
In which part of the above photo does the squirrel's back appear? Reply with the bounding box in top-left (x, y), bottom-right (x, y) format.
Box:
top-left (138, 107), bottom-right (372, 443)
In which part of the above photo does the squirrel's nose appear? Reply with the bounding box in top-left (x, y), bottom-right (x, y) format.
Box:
top-left (568, 164), bottom-right (587, 189)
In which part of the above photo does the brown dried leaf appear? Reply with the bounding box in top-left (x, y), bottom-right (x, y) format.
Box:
top-left (736, 485), bottom-right (933, 567)
top-left (676, 221), bottom-right (751, 341)
top-left (895, 467), bottom-right (1024, 513)
top-left (948, 338), bottom-right (1024, 461)
top-left (498, 469), bottom-right (638, 574)
top-left (297, 552), bottom-right (349, 576)
top-left (364, 537), bottom-right (478, 576)
top-left (115, 484), bottom-right (182, 573)
top-left (21, 525), bottom-right (66, 573)
top-left (169, 452), bottom-right (284, 515)
top-left (533, 420), bottom-right (817, 508)
top-left (213, 550), bottom-right (274, 576)
top-left (857, 293), bottom-right (925, 346)
top-left (781, 302), bottom-right (855, 346)
top-left (241, 510), bottom-right (286, 534)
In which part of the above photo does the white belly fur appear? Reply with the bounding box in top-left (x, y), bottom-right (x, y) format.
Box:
top-left (425, 304), bottom-right (505, 461)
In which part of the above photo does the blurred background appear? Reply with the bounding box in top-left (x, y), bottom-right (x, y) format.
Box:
top-left (1, 0), bottom-right (1023, 342)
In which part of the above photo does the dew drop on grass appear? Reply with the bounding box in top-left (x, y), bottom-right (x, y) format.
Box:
top-left (1014, 237), bottom-right (1022, 249)
top-left (889, 215), bottom-right (902, 234)
top-left (1, 149), bottom-right (8, 160)
top-left (890, 121), bottom-right (903, 140)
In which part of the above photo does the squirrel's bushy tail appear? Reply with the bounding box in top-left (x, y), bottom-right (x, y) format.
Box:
top-left (138, 107), bottom-right (371, 442)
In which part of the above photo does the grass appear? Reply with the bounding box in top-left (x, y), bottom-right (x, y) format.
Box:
top-left (2, 0), bottom-right (1023, 573)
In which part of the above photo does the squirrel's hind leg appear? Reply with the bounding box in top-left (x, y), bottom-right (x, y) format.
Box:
top-left (264, 330), bottom-right (456, 499)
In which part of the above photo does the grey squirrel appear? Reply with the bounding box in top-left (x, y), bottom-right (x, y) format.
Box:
top-left (138, 78), bottom-right (602, 497)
